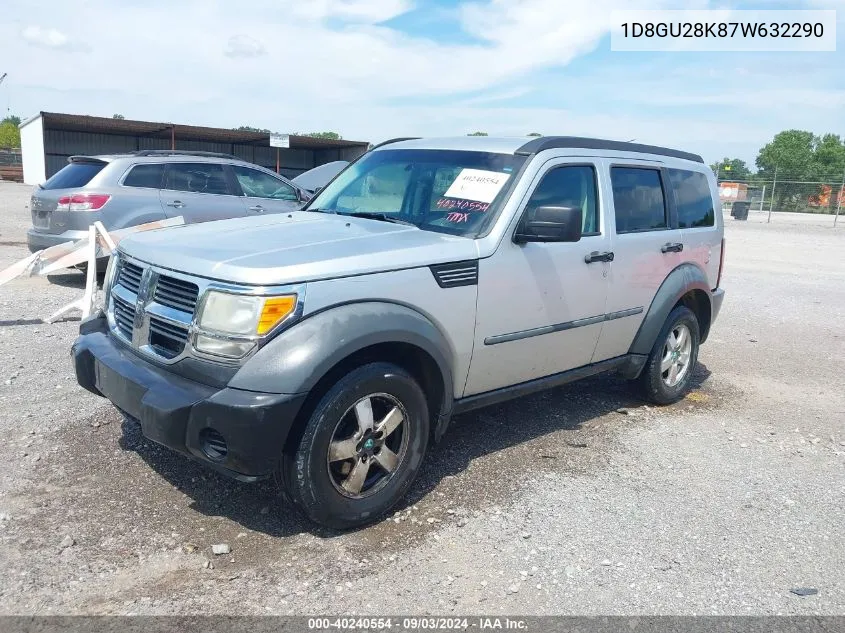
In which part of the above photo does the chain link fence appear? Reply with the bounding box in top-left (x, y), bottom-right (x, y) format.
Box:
top-left (717, 169), bottom-right (845, 226)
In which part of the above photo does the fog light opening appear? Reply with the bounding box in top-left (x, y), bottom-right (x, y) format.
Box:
top-left (199, 428), bottom-right (228, 461)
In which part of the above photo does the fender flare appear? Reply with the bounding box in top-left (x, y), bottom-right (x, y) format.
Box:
top-left (228, 301), bottom-right (455, 419)
top-left (628, 263), bottom-right (712, 358)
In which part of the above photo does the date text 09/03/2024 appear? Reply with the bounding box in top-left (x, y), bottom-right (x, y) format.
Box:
top-left (307, 616), bottom-right (529, 630)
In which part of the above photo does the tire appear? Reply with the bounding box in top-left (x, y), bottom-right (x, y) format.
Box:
top-left (280, 362), bottom-right (430, 530)
top-left (637, 305), bottom-right (700, 405)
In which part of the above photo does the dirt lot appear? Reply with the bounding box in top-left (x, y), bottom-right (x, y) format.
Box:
top-left (0, 181), bottom-right (843, 615)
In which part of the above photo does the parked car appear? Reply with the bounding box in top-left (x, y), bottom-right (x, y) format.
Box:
top-left (27, 150), bottom-right (312, 257)
top-left (72, 136), bottom-right (725, 529)
top-left (290, 160), bottom-right (349, 195)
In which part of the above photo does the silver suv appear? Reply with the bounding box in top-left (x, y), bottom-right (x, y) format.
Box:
top-left (72, 136), bottom-right (726, 529)
top-left (27, 150), bottom-right (309, 254)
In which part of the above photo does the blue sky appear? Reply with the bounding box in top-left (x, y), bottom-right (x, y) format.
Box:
top-left (1, 0), bottom-right (842, 166)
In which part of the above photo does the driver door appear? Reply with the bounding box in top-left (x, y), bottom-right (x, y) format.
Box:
top-left (464, 160), bottom-right (612, 396)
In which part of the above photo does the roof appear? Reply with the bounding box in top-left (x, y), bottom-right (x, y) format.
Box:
top-left (376, 136), bottom-right (704, 163)
top-left (25, 112), bottom-right (369, 151)
top-left (376, 136), bottom-right (533, 155)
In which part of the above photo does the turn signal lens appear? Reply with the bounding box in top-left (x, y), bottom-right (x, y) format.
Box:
top-left (257, 296), bottom-right (297, 335)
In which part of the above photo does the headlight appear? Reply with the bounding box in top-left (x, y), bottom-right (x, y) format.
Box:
top-left (197, 291), bottom-right (297, 337)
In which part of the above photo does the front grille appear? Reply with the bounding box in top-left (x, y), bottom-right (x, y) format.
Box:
top-left (154, 275), bottom-right (199, 313)
top-left (112, 294), bottom-right (135, 339)
top-left (148, 316), bottom-right (189, 358)
top-left (117, 261), bottom-right (143, 294)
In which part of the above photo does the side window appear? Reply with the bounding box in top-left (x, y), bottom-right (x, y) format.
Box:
top-left (523, 165), bottom-right (599, 235)
top-left (233, 166), bottom-right (298, 201)
top-left (123, 164), bottom-right (164, 189)
top-left (164, 163), bottom-right (230, 195)
top-left (611, 167), bottom-right (667, 233)
top-left (667, 169), bottom-right (715, 228)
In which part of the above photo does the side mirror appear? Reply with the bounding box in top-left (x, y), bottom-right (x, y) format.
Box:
top-left (514, 205), bottom-right (583, 244)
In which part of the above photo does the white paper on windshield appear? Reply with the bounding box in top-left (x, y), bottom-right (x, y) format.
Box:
top-left (443, 169), bottom-right (511, 204)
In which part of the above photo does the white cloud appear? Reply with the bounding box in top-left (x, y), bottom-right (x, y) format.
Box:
top-left (1, 0), bottom-right (842, 166)
top-left (20, 25), bottom-right (89, 52)
top-left (285, 0), bottom-right (415, 22)
top-left (224, 35), bottom-right (267, 58)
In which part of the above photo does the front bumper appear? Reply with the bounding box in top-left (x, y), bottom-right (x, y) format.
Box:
top-left (72, 315), bottom-right (306, 481)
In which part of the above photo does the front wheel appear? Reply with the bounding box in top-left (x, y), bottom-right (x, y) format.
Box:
top-left (637, 305), bottom-right (700, 405)
top-left (280, 362), bottom-right (430, 530)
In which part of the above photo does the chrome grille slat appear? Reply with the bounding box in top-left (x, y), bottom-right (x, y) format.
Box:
top-left (112, 295), bottom-right (135, 339)
top-left (149, 316), bottom-right (188, 358)
top-left (154, 275), bottom-right (199, 313)
top-left (117, 261), bottom-right (143, 294)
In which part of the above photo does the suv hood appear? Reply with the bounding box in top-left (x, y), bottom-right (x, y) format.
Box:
top-left (119, 212), bottom-right (479, 286)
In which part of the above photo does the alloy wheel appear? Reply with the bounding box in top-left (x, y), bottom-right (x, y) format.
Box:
top-left (326, 393), bottom-right (409, 499)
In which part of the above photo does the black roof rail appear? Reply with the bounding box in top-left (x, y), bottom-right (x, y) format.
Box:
top-left (514, 136), bottom-right (704, 164)
top-left (369, 137), bottom-right (421, 151)
top-left (131, 149), bottom-right (243, 161)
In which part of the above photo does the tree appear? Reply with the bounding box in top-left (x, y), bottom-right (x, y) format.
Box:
top-left (527, 132), bottom-right (542, 137)
top-left (756, 130), bottom-right (845, 212)
top-left (2, 115), bottom-right (21, 127)
top-left (710, 158), bottom-right (752, 181)
top-left (0, 121), bottom-right (20, 148)
top-left (112, 114), bottom-right (125, 120)
top-left (299, 131), bottom-right (342, 140)
top-left (467, 131), bottom-right (488, 136)
top-left (756, 130), bottom-right (815, 180)
top-left (235, 125), bottom-right (272, 133)
top-left (811, 133), bottom-right (845, 179)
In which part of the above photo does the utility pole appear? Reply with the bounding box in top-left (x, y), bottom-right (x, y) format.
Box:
top-left (835, 167), bottom-right (844, 227)
top-left (768, 165), bottom-right (778, 224)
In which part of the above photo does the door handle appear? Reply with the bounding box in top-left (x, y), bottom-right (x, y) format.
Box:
top-left (248, 205), bottom-right (265, 212)
top-left (584, 251), bottom-right (614, 264)
top-left (166, 200), bottom-right (186, 209)
top-left (661, 242), bottom-right (684, 253)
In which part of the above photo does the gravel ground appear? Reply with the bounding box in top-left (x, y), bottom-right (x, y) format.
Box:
top-left (0, 181), bottom-right (842, 615)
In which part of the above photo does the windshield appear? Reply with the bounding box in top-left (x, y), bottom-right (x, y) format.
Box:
top-left (305, 149), bottom-right (526, 237)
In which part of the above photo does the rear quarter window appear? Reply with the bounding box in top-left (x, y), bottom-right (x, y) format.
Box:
top-left (667, 169), bottom-right (715, 228)
top-left (42, 162), bottom-right (106, 190)
top-left (123, 163), bottom-right (165, 189)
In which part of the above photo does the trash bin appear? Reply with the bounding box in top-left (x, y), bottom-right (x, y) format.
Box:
top-left (731, 201), bottom-right (750, 220)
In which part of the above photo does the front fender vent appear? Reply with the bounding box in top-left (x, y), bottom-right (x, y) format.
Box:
top-left (430, 260), bottom-right (479, 288)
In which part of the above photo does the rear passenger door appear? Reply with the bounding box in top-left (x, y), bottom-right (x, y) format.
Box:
top-left (591, 163), bottom-right (684, 362)
top-left (230, 165), bottom-right (301, 216)
top-left (159, 162), bottom-right (246, 223)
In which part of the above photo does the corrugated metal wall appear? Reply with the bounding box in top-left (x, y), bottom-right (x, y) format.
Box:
top-left (43, 129), bottom-right (366, 179)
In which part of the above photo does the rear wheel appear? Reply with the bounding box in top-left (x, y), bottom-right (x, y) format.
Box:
top-left (280, 362), bottom-right (430, 530)
top-left (637, 305), bottom-right (700, 405)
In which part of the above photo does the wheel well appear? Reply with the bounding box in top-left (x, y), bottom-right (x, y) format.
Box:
top-left (282, 342), bottom-right (446, 454)
top-left (675, 289), bottom-right (712, 342)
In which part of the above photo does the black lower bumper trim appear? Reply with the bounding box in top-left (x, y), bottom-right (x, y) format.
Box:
top-left (73, 316), bottom-right (306, 479)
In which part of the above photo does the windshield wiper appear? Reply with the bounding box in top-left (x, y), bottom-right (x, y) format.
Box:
top-left (346, 212), bottom-right (417, 227)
